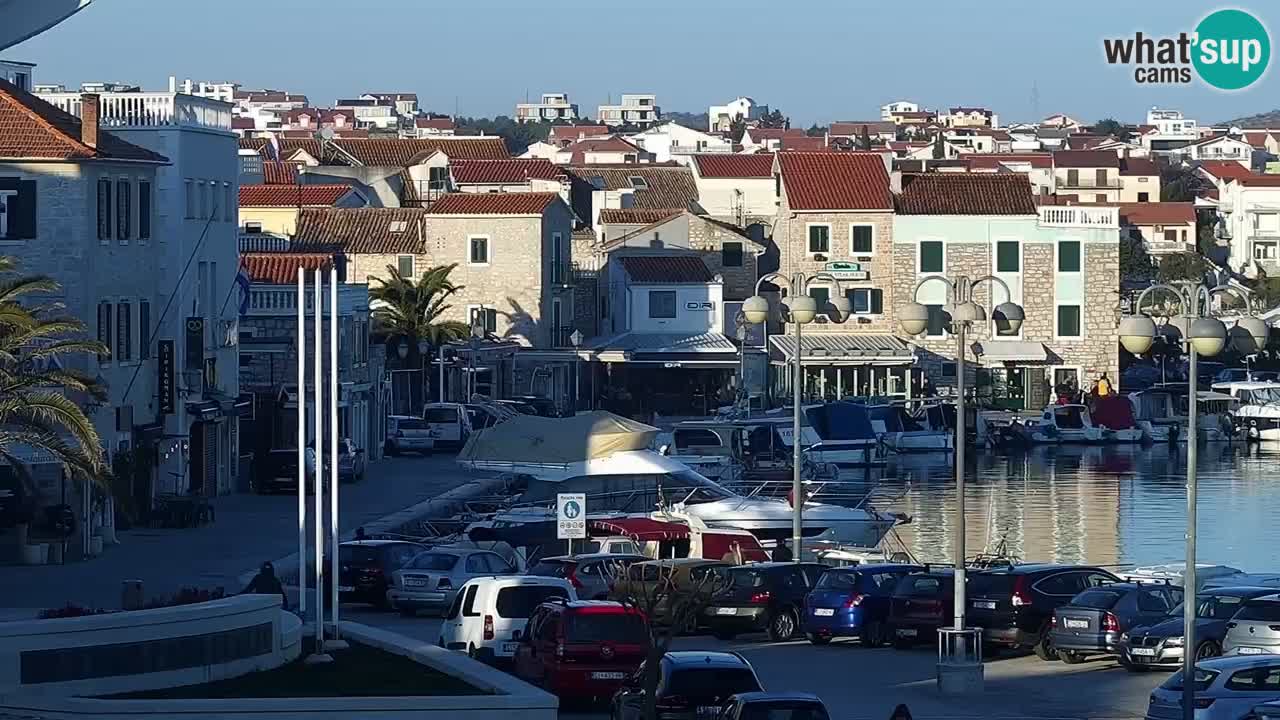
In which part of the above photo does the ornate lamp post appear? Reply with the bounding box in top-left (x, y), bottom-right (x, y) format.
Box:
top-left (899, 274), bottom-right (1023, 694)
top-left (1117, 282), bottom-right (1265, 720)
top-left (743, 271), bottom-right (851, 561)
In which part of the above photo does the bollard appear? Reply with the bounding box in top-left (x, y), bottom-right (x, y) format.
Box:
top-left (121, 580), bottom-right (144, 610)
top-left (936, 627), bottom-right (984, 694)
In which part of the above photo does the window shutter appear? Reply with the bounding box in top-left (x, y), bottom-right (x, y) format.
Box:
top-left (871, 288), bottom-right (884, 314)
top-left (12, 180), bottom-right (37, 239)
top-left (139, 301), bottom-right (151, 359)
top-left (97, 302), bottom-right (113, 363)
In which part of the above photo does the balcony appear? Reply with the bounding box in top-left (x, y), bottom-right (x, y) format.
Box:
top-left (551, 261), bottom-right (573, 287)
top-left (39, 92), bottom-right (235, 134)
top-left (1056, 176), bottom-right (1123, 190)
top-left (1147, 240), bottom-right (1195, 255)
top-left (239, 232), bottom-right (290, 253)
top-left (552, 326), bottom-right (578, 348)
top-left (1037, 205), bottom-right (1119, 228)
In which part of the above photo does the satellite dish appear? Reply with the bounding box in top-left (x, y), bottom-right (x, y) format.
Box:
top-left (0, 0), bottom-right (93, 52)
top-left (317, 127), bottom-right (336, 141)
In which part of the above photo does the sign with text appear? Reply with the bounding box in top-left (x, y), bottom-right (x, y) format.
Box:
top-left (684, 301), bottom-right (714, 311)
top-left (158, 340), bottom-right (176, 414)
top-left (825, 261), bottom-right (870, 281)
top-left (556, 492), bottom-right (586, 540)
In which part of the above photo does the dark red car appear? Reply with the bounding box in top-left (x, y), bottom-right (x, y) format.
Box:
top-left (513, 600), bottom-right (648, 700)
top-left (888, 570), bottom-right (954, 648)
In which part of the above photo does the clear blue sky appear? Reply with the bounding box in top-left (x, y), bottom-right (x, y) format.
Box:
top-left (8, 0), bottom-right (1278, 126)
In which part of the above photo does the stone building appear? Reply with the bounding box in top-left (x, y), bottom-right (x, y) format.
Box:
top-left (598, 210), bottom-right (764, 300)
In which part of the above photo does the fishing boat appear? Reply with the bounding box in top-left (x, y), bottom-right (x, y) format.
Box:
top-left (1129, 384), bottom-right (1236, 442)
top-left (867, 403), bottom-right (954, 453)
top-left (1211, 381), bottom-right (1280, 441)
top-left (1014, 396), bottom-right (1144, 444)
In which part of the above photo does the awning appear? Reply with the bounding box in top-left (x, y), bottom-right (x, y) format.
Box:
top-left (589, 518), bottom-right (689, 542)
top-left (186, 400), bottom-right (221, 421)
top-left (589, 332), bottom-right (741, 365)
top-left (769, 334), bottom-right (914, 365)
top-left (972, 340), bottom-right (1050, 363)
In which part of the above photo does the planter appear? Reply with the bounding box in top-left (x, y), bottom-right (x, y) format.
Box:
top-left (21, 543), bottom-right (48, 566)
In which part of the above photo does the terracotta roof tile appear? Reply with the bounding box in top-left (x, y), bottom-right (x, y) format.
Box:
top-left (619, 256), bottom-right (713, 283)
top-left (566, 165), bottom-right (699, 210)
top-left (1120, 157), bottom-right (1159, 176)
top-left (1052, 150), bottom-right (1121, 168)
top-left (415, 117), bottom-right (455, 130)
top-left (691, 153), bottom-right (775, 178)
top-left (242, 253), bottom-right (333, 284)
top-left (965, 153), bottom-right (1053, 170)
top-left (895, 173), bottom-right (1037, 215)
top-left (1117, 202), bottom-right (1195, 226)
top-left (273, 137), bottom-right (508, 167)
top-left (829, 121), bottom-right (895, 136)
top-left (1237, 174), bottom-right (1280, 187)
top-left (780, 136), bottom-right (829, 151)
top-left (292, 207), bottom-right (426, 254)
top-left (1198, 160), bottom-right (1254, 182)
top-left (262, 161), bottom-right (299, 184)
top-left (425, 192), bottom-right (559, 215)
top-left (549, 125), bottom-right (609, 143)
top-left (239, 184), bottom-right (353, 207)
top-left (557, 136), bottom-right (645, 164)
top-left (451, 159), bottom-right (566, 184)
top-left (599, 208), bottom-right (682, 225)
top-left (0, 79), bottom-right (168, 162)
top-left (777, 152), bottom-right (892, 211)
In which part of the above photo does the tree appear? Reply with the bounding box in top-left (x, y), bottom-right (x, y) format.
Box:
top-left (932, 132), bottom-right (946, 159)
top-left (0, 258), bottom-right (110, 504)
top-left (860, 124), bottom-right (872, 150)
top-left (729, 118), bottom-right (747, 144)
top-left (368, 263), bottom-right (470, 407)
top-left (1161, 165), bottom-right (1210, 202)
top-left (1157, 252), bottom-right (1212, 284)
top-left (804, 123), bottom-right (827, 138)
top-left (1094, 118), bottom-right (1130, 140)
top-left (1120, 232), bottom-right (1156, 286)
top-left (758, 109), bottom-right (787, 129)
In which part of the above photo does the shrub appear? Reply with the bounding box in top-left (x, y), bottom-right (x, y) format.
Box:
top-left (41, 586), bottom-right (227, 618)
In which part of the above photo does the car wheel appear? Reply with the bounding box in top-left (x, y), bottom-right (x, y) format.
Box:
top-left (1032, 624), bottom-right (1056, 661)
top-left (1057, 649), bottom-right (1085, 664)
top-left (861, 620), bottom-right (885, 648)
top-left (767, 607), bottom-right (799, 642)
top-left (807, 632), bottom-right (831, 645)
top-left (1195, 640), bottom-right (1221, 660)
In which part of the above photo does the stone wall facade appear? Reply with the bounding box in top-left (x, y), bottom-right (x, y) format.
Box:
top-left (686, 215), bottom-right (761, 301)
top-left (349, 252), bottom-right (434, 288)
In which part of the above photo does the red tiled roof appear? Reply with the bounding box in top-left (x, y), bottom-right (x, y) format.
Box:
top-left (262, 161), bottom-right (299, 185)
top-left (450, 159), bottom-right (566, 184)
top-left (292, 207), bottom-right (426, 254)
top-left (1237, 174), bottom-right (1280, 187)
top-left (239, 184), bottom-right (353, 207)
top-left (1053, 150), bottom-right (1121, 168)
top-left (231, 117), bottom-right (255, 130)
top-left (599, 208), bottom-right (682, 225)
top-left (965, 153), bottom-right (1053, 170)
top-left (566, 166), bottom-right (698, 209)
top-left (425, 191), bottom-right (559, 215)
top-left (0, 79), bottom-right (168, 162)
top-left (273, 137), bottom-right (508, 166)
top-left (549, 125), bottom-right (609, 142)
top-left (1198, 160), bottom-right (1253, 182)
top-left (242, 253), bottom-right (333, 284)
top-left (557, 136), bottom-right (644, 164)
top-left (748, 128), bottom-right (805, 141)
top-left (777, 152), bottom-right (891, 211)
top-left (619, 255), bottom-right (713, 284)
top-left (415, 117), bottom-right (455, 130)
top-left (895, 173), bottom-right (1037, 215)
top-left (691, 153), bottom-right (775, 178)
top-left (780, 136), bottom-right (829, 151)
top-left (1117, 202), bottom-right (1195, 226)
top-left (1120, 157), bottom-right (1159, 176)
top-left (1244, 131), bottom-right (1277, 148)
top-left (829, 121), bottom-right (895, 136)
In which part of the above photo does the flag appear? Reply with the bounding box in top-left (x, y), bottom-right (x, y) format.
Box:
top-left (235, 261), bottom-right (252, 316)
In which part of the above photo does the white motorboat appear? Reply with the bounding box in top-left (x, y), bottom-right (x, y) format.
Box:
top-left (1119, 563), bottom-right (1280, 590)
top-left (1129, 384), bottom-right (1235, 442)
top-left (1017, 399), bottom-right (1144, 444)
top-left (771, 402), bottom-right (882, 467)
top-left (1212, 381), bottom-right (1280, 441)
top-left (868, 403), bottom-right (954, 453)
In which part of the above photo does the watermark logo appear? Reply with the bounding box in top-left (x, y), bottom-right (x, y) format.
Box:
top-left (1103, 8), bottom-right (1270, 90)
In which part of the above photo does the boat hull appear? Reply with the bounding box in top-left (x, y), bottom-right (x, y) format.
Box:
top-left (1023, 427), bottom-right (1145, 444)
top-left (880, 431), bottom-right (954, 453)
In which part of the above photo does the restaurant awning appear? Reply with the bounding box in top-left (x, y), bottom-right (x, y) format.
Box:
top-left (768, 334), bottom-right (914, 365)
top-left (972, 340), bottom-right (1050, 363)
top-left (589, 332), bottom-right (741, 366)
top-left (589, 518), bottom-right (689, 542)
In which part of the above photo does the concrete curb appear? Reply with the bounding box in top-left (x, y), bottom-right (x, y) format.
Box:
top-left (239, 474), bottom-right (518, 588)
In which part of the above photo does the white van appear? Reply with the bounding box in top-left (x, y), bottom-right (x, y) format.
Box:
top-left (385, 415), bottom-right (436, 456)
top-left (438, 575), bottom-right (576, 663)
top-left (422, 403), bottom-right (472, 449)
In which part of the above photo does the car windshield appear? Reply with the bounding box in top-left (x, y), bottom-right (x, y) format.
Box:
top-left (339, 545), bottom-right (381, 567)
top-left (424, 408), bottom-right (458, 423)
top-left (395, 419), bottom-right (427, 430)
top-left (408, 553), bottom-right (459, 571)
top-left (564, 612), bottom-right (647, 643)
top-left (815, 572), bottom-right (859, 591)
top-left (1236, 601), bottom-right (1280, 622)
top-left (663, 668), bottom-right (760, 699)
top-left (740, 702), bottom-right (830, 720)
top-left (495, 586), bottom-right (570, 618)
top-left (729, 568), bottom-right (766, 588)
top-left (1161, 668), bottom-right (1219, 692)
top-left (1072, 589), bottom-right (1123, 610)
top-left (1168, 593), bottom-right (1247, 619)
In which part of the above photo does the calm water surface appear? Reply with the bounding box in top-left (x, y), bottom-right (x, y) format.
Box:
top-left (841, 442), bottom-right (1280, 572)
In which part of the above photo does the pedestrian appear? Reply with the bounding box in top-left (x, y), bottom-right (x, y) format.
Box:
top-left (354, 527), bottom-right (367, 541)
top-left (889, 705), bottom-right (913, 720)
top-left (721, 541), bottom-right (743, 565)
top-left (242, 561), bottom-right (288, 610)
top-left (1097, 372), bottom-right (1112, 397)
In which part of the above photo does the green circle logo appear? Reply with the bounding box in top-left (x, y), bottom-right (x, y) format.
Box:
top-left (1193, 9), bottom-right (1270, 90)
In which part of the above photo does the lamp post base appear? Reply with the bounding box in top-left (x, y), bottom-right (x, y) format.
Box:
top-left (323, 638), bottom-right (350, 652)
top-left (937, 627), bottom-right (984, 695)
top-left (304, 652), bottom-right (334, 665)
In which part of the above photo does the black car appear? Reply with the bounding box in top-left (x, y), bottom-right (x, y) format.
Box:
top-left (887, 569), bottom-right (954, 648)
top-left (335, 540), bottom-right (425, 607)
top-left (1050, 582), bottom-right (1183, 663)
top-left (965, 564), bottom-right (1119, 659)
top-left (1119, 586), bottom-right (1279, 670)
top-left (611, 651), bottom-right (763, 720)
top-left (703, 562), bottom-right (827, 642)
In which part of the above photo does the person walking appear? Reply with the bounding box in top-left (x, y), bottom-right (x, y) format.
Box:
top-left (1097, 372), bottom-right (1112, 397)
top-left (242, 561), bottom-right (288, 610)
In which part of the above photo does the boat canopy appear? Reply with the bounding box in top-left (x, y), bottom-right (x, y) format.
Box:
top-left (1092, 395), bottom-right (1137, 430)
top-left (868, 405), bottom-right (924, 433)
top-left (589, 517), bottom-right (688, 542)
top-left (805, 402), bottom-right (877, 441)
top-left (458, 411), bottom-right (659, 465)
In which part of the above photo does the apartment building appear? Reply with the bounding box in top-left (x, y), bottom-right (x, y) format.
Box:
top-left (597, 94), bottom-right (661, 128)
top-left (516, 92), bottom-right (580, 123)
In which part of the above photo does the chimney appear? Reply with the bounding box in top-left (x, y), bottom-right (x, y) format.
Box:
top-left (80, 93), bottom-right (100, 149)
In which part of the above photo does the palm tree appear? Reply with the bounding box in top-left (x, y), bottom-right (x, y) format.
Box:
top-left (368, 263), bottom-right (470, 410)
top-left (0, 257), bottom-right (110, 505)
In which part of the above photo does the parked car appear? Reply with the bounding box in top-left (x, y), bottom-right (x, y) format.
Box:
top-left (336, 438), bottom-right (366, 482)
top-left (513, 599), bottom-right (648, 700)
top-left (388, 547), bottom-right (517, 617)
top-left (1144, 655), bottom-right (1280, 720)
top-left (888, 569), bottom-right (954, 648)
top-left (385, 415), bottom-right (435, 456)
top-left (511, 394), bottom-right (560, 417)
top-left (965, 563), bottom-right (1119, 659)
top-left (1120, 587), bottom-right (1278, 670)
top-left (611, 652), bottom-right (764, 720)
top-left (422, 403), bottom-right (472, 450)
top-left (803, 563), bottom-right (924, 647)
top-left (254, 449), bottom-right (302, 494)
top-left (1224, 593), bottom-right (1280, 656)
top-left (438, 575), bottom-right (576, 663)
top-left (610, 558), bottom-right (731, 629)
top-left (495, 399), bottom-right (538, 415)
top-left (716, 692), bottom-right (830, 720)
top-left (335, 539), bottom-right (426, 608)
top-left (1051, 582), bottom-right (1183, 664)
top-left (527, 553), bottom-right (649, 601)
top-left (703, 562), bottom-right (827, 642)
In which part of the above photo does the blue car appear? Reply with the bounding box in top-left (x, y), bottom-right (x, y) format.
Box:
top-left (803, 563), bottom-right (924, 646)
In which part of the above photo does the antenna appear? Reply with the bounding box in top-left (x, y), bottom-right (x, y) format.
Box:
top-left (1030, 81), bottom-right (1040, 123)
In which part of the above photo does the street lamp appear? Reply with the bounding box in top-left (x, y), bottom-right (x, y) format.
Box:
top-left (742, 272), bottom-right (851, 562)
top-left (468, 315), bottom-right (485, 401)
top-left (570, 329), bottom-right (583, 415)
top-left (1117, 282), bottom-right (1263, 720)
top-left (899, 274), bottom-right (1023, 695)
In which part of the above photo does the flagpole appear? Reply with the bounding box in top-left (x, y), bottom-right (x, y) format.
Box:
top-left (296, 268), bottom-right (306, 616)
top-left (306, 268), bottom-right (332, 665)
top-left (325, 266), bottom-right (347, 651)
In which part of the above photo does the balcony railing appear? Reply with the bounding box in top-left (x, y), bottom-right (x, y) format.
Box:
top-left (553, 326), bottom-right (577, 348)
top-left (239, 232), bottom-right (291, 253)
top-left (1056, 177), bottom-right (1123, 190)
top-left (1147, 240), bottom-right (1194, 254)
top-left (551, 261), bottom-right (573, 287)
top-left (39, 91), bottom-right (235, 133)
top-left (1038, 205), bottom-right (1119, 228)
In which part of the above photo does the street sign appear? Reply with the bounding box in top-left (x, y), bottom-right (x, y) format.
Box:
top-left (556, 492), bottom-right (586, 540)
top-left (825, 261), bottom-right (870, 281)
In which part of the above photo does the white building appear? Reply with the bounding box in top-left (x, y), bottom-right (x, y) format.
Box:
top-left (1142, 108), bottom-right (1199, 154)
top-left (708, 96), bottom-right (764, 133)
top-left (334, 97), bottom-right (397, 130)
top-left (688, 153), bottom-right (779, 225)
top-left (362, 92), bottom-right (418, 118)
top-left (1, 59), bottom-right (34, 91)
top-left (628, 122), bottom-right (732, 165)
top-left (598, 94), bottom-right (661, 128)
top-left (515, 92), bottom-right (579, 123)
top-left (880, 100), bottom-right (919, 121)
top-left (171, 77), bottom-right (237, 104)
top-left (1219, 175), bottom-right (1280, 276)
top-left (1184, 133), bottom-right (1255, 164)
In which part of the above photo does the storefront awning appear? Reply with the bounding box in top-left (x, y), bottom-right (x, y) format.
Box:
top-left (589, 332), bottom-right (741, 365)
top-left (972, 340), bottom-right (1050, 363)
top-left (769, 334), bottom-right (914, 365)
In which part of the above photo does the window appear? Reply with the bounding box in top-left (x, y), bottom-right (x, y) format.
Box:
top-left (1057, 304), bottom-right (1082, 337)
top-left (1136, 589), bottom-right (1173, 613)
top-left (807, 224), bottom-right (830, 254)
top-left (465, 554), bottom-right (489, 573)
top-left (1066, 169), bottom-right (1079, 186)
top-left (649, 290), bottom-right (677, 319)
top-left (628, 176), bottom-right (648, 189)
top-left (461, 584), bottom-right (481, 617)
top-left (1225, 666), bottom-right (1280, 691)
top-left (919, 240), bottom-right (944, 273)
top-left (1138, 192), bottom-right (1150, 202)
top-left (1163, 229), bottom-right (1178, 242)
top-left (469, 306), bottom-right (497, 333)
top-left (850, 224), bottom-right (874, 254)
top-left (244, 222), bottom-right (263, 234)
top-left (1095, 169), bottom-right (1107, 186)
top-left (551, 232), bottom-right (565, 284)
top-left (722, 241), bottom-right (743, 268)
top-left (926, 304), bottom-right (947, 337)
top-left (184, 179), bottom-right (194, 219)
top-left (1058, 240), bottom-right (1081, 272)
top-left (97, 302), bottom-right (112, 363)
top-left (0, 190), bottom-right (10, 238)
top-left (139, 301), bottom-right (151, 360)
top-left (116, 179), bottom-right (131, 241)
top-left (199, 180), bottom-right (209, 219)
top-left (97, 178), bottom-right (112, 241)
top-left (116, 301), bottom-right (132, 361)
top-left (224, 182), bottom-right (234, 222)
top-left (138, 181), bottom-right (151, 241)
top-left (469, 235), bottom-right (490, 265)
top-left (809, 286), bottom-right (829, 316)
top-left (396, 255), bottom-right (414, 279)
top-left (846, 288), bottom-right (884, 315)
top-left (1095, 194), bottom-right (1107, 203)
top-left (1033, 572), bottom-right (1083, 596)
top-left (996, 241), bottom-right (1020, 272)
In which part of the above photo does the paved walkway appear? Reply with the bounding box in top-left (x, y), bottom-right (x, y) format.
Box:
top-left (0, 455), bottom-right (471, 613)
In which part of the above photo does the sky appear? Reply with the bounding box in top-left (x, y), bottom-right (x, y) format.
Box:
top-left (7, 0), bottom-right (1279, 127)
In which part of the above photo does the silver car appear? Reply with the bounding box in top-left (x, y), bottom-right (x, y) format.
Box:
top-left (387, 547), bottom-right (517, 617)
top-left (1224, 594), bottom-right (1280, 656)
top-left (1145, 655), bottom-right (1280, 720)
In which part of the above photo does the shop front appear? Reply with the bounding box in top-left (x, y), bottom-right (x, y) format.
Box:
top-left (971, 340), bottom-right (1056, 411)
top-left (767, 334), bottom-right (917, 402)
top-left (589, 331), bottom-right (747, 418)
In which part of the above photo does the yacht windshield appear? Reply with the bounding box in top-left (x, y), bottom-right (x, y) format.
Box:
top-left (1242, 387), bottom-right (1280, 405)
top-left (520, 468), bottom-right (735, 513)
